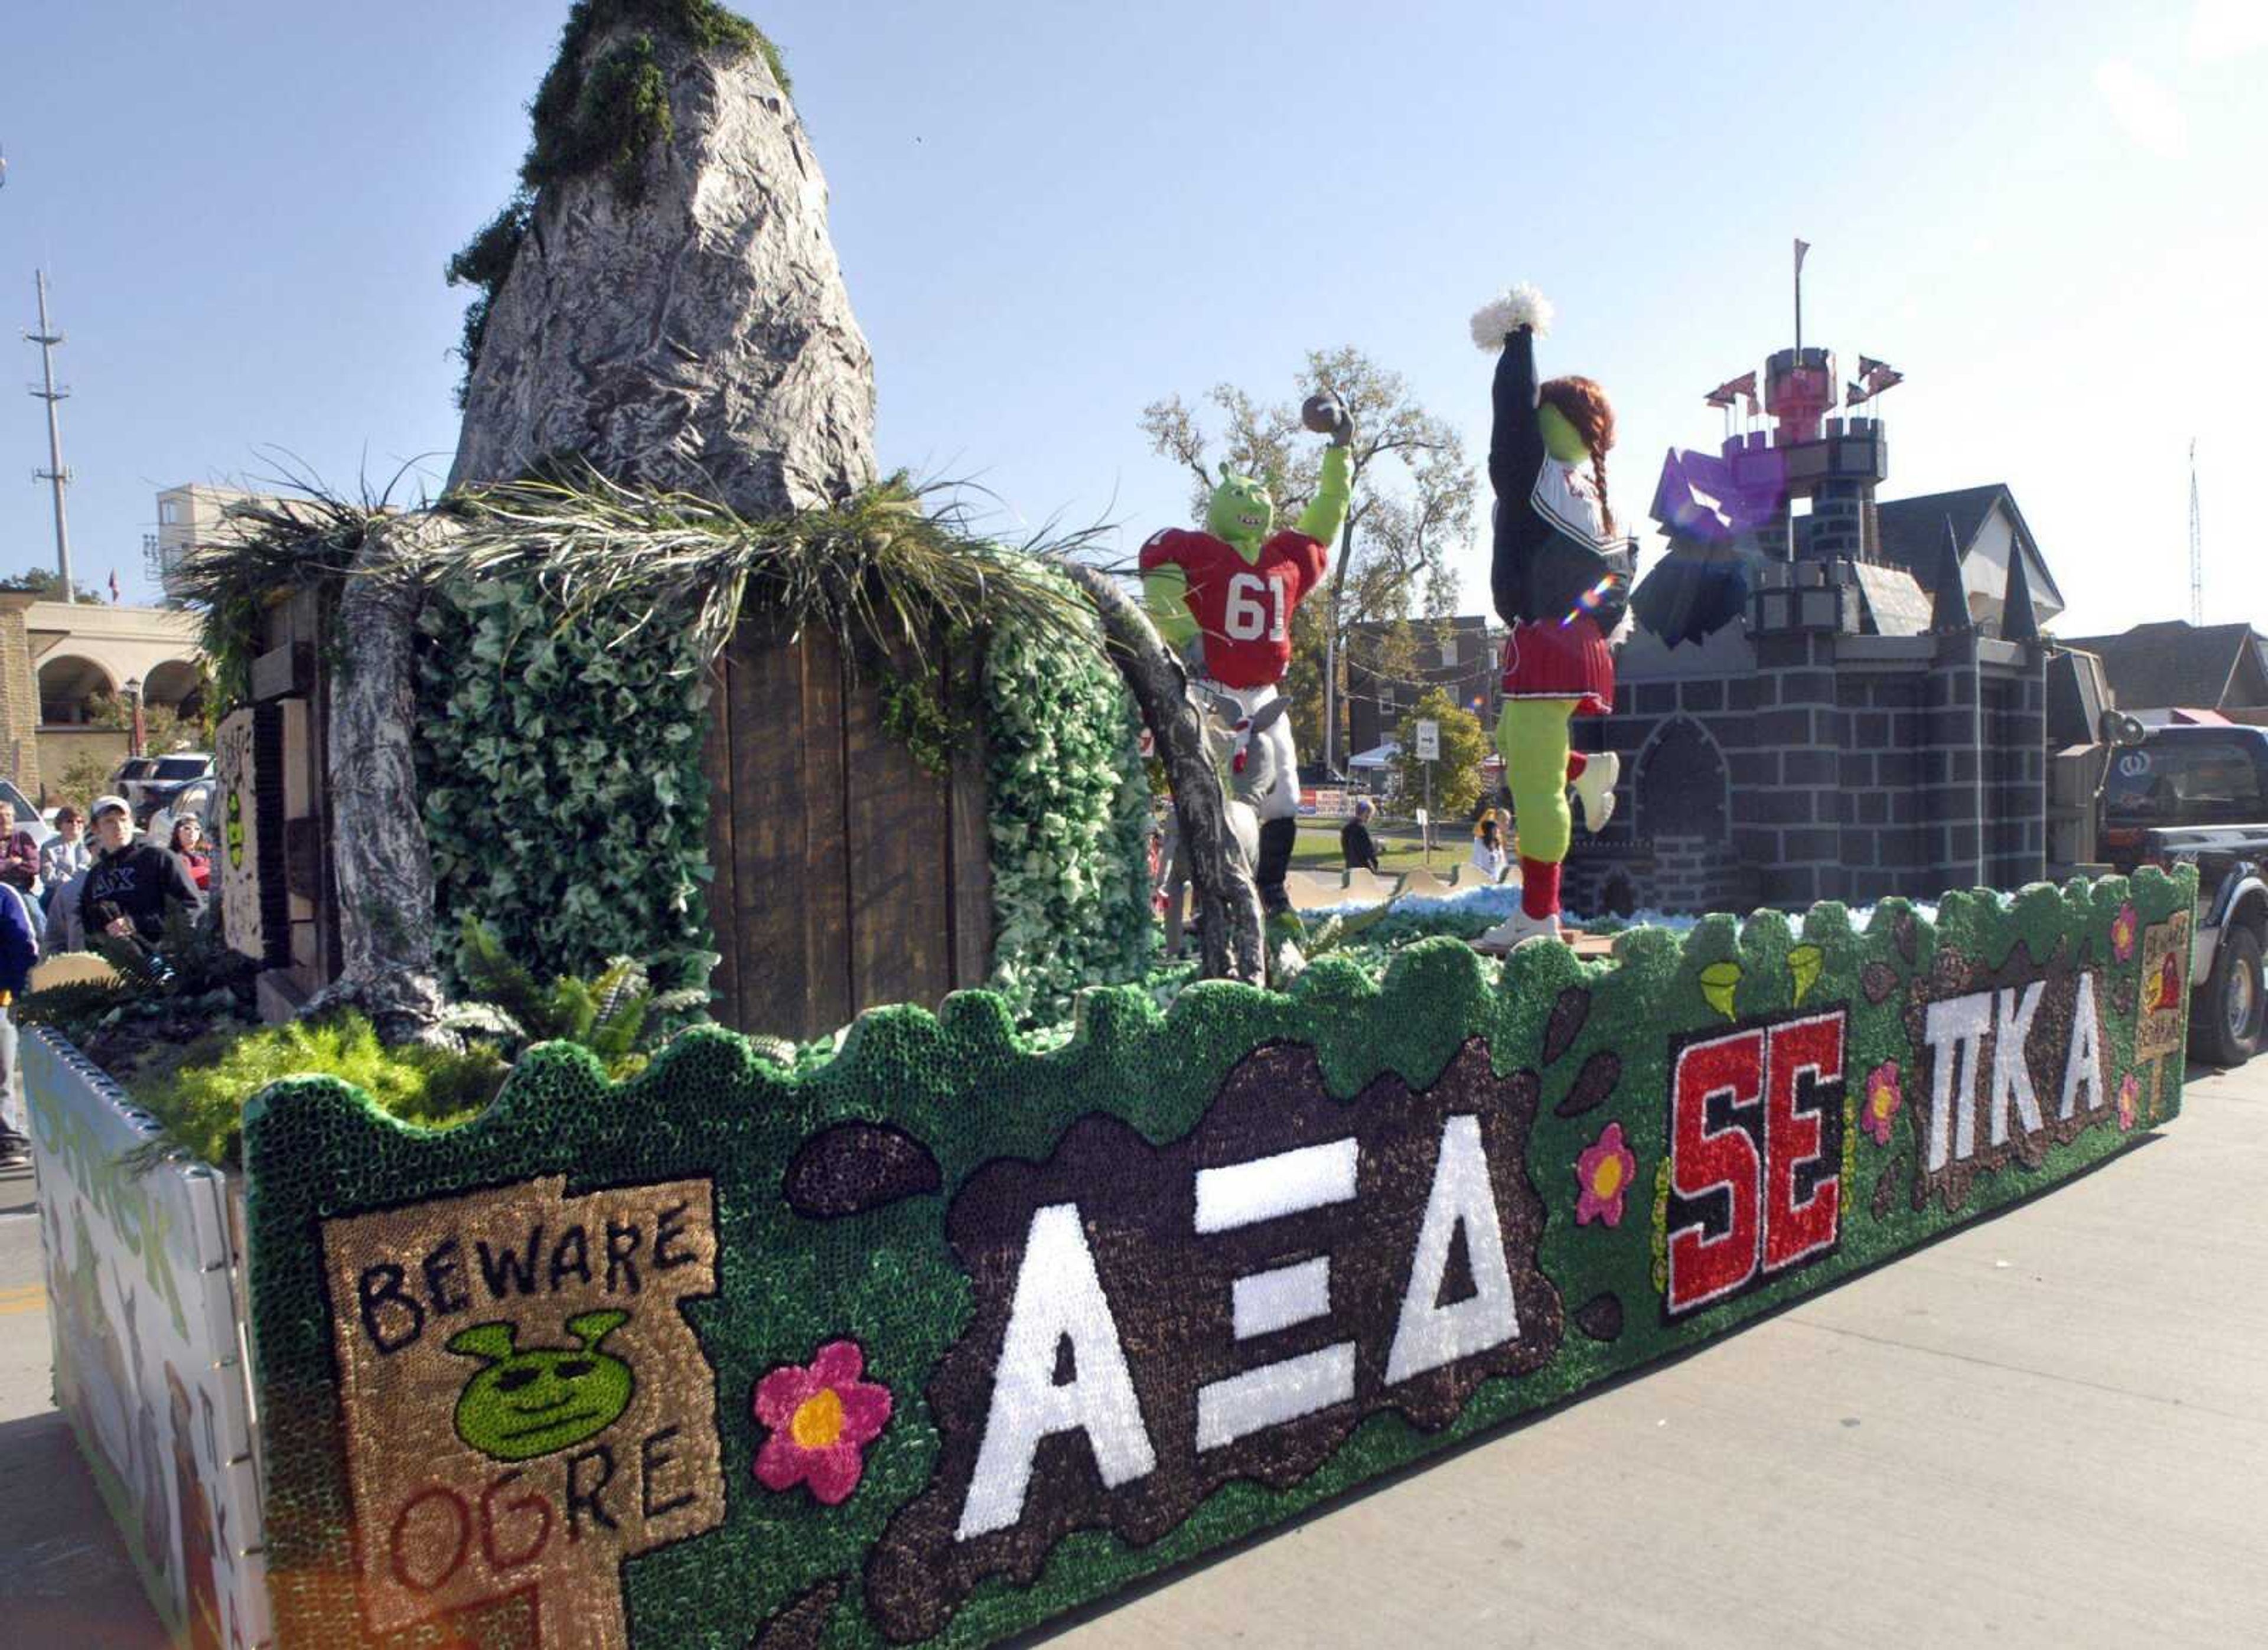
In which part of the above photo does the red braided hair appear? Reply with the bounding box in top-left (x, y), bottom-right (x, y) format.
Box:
top-left (1539, 375), bottom-right (1616, 536)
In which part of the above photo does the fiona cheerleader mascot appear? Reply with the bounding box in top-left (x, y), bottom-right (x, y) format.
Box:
top-left (1471, 284), bottom-right (1630, 948)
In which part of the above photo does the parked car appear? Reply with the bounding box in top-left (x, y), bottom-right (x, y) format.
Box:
top-left (144, 781), bottom-right (216, 855)
top-left (0, 778), bottom-right (54, 856)
top-left (2100, 722), bottom-right (2268, 1066)
top-left (110, 755), bottom-right (157, 795)
top-left (118, 752), bottom-right (215, 827)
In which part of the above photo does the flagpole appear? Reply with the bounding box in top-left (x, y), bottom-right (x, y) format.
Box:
top-left (1793, 237), bottom-right (1804, 354)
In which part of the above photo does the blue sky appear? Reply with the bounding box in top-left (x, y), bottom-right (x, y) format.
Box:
top-left (1, 1), bottom-right (2262, 635)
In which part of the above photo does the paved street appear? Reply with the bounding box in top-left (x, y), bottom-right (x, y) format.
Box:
top-left (2, 1064), bottom-right (2263, 1650)
top-left (0, 1157), bottom-right (167, 1650)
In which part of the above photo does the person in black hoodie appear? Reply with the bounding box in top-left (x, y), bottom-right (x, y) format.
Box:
top-left (81, 794), bottom-right (201, 948)
top-left (1340, 798), bottom-right (1383, 873)
top-left (1469, 284), bottom-right (1630, 948)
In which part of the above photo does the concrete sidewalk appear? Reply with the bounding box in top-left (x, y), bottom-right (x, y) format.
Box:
top-left (1, 1067), bottom-right (2261, 1650)
top-left (1063, 1062), bottom-right (2268, 1649)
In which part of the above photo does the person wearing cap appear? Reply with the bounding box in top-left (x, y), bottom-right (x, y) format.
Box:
top-left (1340, 797), bottom-right (1383, 873)
top-left (81, 793), bottom-right (202, 947)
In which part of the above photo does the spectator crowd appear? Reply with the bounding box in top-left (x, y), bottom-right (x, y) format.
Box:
top-left (0, 793), bottom-right (208, 1169)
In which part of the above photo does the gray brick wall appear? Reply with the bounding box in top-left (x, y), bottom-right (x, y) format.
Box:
top-left (1562, 622), bottom-right (2050, 912)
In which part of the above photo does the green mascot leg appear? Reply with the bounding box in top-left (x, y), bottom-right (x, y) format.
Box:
top-left (1498, 699), bottom-right (1576, 919)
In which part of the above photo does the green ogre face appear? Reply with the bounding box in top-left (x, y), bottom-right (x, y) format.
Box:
top-left (1206, 465), bottom-right (1274, 554)
top-left (447, 1310), bottom-right (634, 1462)
top-left (1539, 401), bottom-right (1590, 464)
top-left (226, 792), bottom-right (245, 871)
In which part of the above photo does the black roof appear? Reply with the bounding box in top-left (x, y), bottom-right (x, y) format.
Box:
top-left (2054, 620), bottom-right (2268, 712)
top-left (1872, 484), bottom-right (2066, 612)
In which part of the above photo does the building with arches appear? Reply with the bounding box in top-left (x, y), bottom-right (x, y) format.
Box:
top-left (0, 594), bottom-right (204, 798)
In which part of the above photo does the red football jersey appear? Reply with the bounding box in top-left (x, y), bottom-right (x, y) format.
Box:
top-left (1138, 526), bottom-right (1328, 689)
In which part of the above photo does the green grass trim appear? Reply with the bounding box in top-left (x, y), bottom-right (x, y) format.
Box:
top-left (242, 868), bottom-right (2195, 1648)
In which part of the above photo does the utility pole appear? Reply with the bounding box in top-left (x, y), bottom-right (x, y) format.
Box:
top-left (2188, 438), bottom-right (2203, 626)
top-left (26, 268), bottom-right (76, 602)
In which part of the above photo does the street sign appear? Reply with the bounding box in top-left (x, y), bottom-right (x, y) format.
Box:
top-left (1414, 719), bottom-right (1440, 761)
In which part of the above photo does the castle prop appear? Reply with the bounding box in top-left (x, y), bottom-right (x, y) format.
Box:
top-left (1572, 333), bottom-right (2052, 918)
top-left (234, 870), bottom-right (2191, 1648)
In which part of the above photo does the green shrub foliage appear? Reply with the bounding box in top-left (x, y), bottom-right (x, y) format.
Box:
top-left (980, 588), bottom-right (1156, 1020)
top-left (132, 1012), bottom-right (506, 1169)
top-left (415, 575), bottom-right (715, 993)
top-left (450, 914), bottom-right (711, 1081)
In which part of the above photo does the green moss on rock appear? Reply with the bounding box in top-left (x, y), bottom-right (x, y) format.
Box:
top-left (447, 1), bottom-right (787, 394)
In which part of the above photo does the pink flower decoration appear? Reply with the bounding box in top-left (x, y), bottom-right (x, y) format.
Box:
top-left (1862, 1060), bottom-right (1902, 1146)
top-left (752, 1340), bottom-right (893, 1506)
top-left (2118, 1072), bottom-right (2139, 1132)
top-left (1574, 1122), bottom-right (1638, 1228)
top-left (2110, 902), bottom-right (2139, 963)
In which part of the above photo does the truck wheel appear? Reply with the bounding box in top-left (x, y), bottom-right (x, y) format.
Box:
top-left (2194, 924), bottom-right (2266, 1067)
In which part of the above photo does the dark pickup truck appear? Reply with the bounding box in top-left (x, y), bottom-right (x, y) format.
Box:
top-left (2101, 723), bottom-right (2268, 1065)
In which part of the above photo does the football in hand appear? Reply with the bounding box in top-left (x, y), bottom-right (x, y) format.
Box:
top-left (1301, 394), bottom-right (1344, 434)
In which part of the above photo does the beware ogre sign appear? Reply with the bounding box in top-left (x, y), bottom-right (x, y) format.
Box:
top-left (245, 873), bottom-right (2191, 1648)
top-left (317, 1176), bottom-right (724, 1648)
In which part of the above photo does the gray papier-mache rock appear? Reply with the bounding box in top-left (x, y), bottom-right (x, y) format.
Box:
top-left (448, 21), bottom-right (877, 516)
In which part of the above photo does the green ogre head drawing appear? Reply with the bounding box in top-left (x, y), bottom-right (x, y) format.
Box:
top-left (1205, 463), bottom-right (1275, 557)
top-left (446, 1309), bottom-right (634, 1462)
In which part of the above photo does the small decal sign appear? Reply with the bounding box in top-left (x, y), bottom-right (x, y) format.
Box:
top-left (213, 708), bottom-right (261, 960)
top-left (318, 1175), bottom-right (723, 1649)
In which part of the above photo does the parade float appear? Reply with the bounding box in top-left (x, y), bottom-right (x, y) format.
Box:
top-left (18, 6), bottom-right (2198, 1648)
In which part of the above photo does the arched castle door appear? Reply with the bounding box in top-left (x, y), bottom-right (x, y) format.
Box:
top-left (1634, 716), bottom-right (1729, 843)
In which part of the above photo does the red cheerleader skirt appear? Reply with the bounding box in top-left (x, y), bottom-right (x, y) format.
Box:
top-left (1501, 615), bottom-right (1614, 716)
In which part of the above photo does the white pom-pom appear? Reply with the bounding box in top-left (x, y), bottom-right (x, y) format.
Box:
top-left (1469, 283), bottom-right (1554, 350)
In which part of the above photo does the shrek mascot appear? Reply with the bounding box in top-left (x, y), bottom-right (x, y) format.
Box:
top-left (1471, 285), bottom-right (1629, 948)
top-left (1140, 395), bottom-right (1353, 935)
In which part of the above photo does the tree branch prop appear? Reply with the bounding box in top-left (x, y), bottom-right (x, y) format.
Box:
top-left (306, 514), bottom-right (452, 1044)
top-left (1058, 563), bottom-right (1264, 986)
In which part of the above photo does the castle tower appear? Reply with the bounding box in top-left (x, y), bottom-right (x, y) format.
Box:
top-left (1581, 259), bottom-right (2051, 915)
top-left (1765, 347), bottom-right (1889, 565)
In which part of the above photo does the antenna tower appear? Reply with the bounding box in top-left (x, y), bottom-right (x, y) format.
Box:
top-left (25, 268), bottom-right (77, 602)
top-left (2188, 439), bottom-right (2202, 625)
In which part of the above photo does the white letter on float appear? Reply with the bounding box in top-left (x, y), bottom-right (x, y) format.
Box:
top-left (956, 1204), bottom-right (1157, 1540)
top-left (2060, 971), bottom-right (2107, 1117)
top-left (1989, 981), bottom-right (2047, 1145)
top-left (1385, 1114), bottom-right (1520, 1384)
top-left (1922, 993), bottom-right (1993, 1172)
top-left (1192, 1143), bottom-right (1360, 1452)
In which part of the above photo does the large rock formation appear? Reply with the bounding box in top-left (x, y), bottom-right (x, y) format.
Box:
top-left (448, 11), bottom-right (876, 514)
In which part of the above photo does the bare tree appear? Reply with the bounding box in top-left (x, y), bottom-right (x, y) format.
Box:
top-left (1139, 348), bottom-right (1476, 773)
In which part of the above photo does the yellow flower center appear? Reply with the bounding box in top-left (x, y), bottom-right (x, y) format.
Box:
top-left (1591, 1156), bottom-right (1625, 1199)
top-left (1871, 1086), bottom-right (1894, 1120)
top-left (790, 1388), bottom-right (844, 1450)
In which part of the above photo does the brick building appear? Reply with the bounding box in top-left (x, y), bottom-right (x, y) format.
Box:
top-left (1342, 615), bottom-right (1498, 762)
